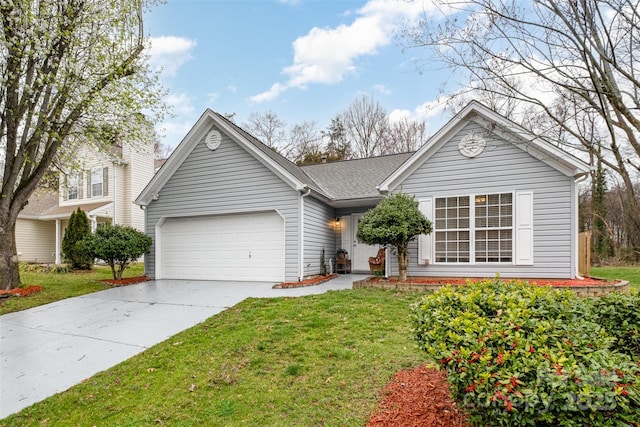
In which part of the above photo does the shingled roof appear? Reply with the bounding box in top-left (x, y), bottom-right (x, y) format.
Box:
top-left (300, 153), bottom-right (413, 201)
top-left (18, 189), bottom-right (112, 220)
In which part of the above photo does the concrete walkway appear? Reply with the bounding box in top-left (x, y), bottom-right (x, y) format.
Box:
top-left (0, 275), bottom-right (365, 419)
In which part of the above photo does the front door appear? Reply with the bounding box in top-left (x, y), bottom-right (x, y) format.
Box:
top-left (351, 213), bottom-right (380, 272)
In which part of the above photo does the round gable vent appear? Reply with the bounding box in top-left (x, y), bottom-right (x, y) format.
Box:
top-left (206, 129), bottom-right (222, 151)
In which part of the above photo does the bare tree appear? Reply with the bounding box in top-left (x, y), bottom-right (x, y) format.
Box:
top-left (381, 117), bottom-right (428, 154)
top-left (404, 0), bottom-right (640, 248)
top-left (243, 110), bottom-right (286, 152)
top-left (0, 0), bottom-right (165, 290)
top-left (286, 121), bottom-right (323, 165)
top-left (154, 138), bottom-right (173, 160)
top-left (341, 95), bottom-right (389, 158)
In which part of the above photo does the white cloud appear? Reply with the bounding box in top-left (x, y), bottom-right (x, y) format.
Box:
top-left (251, 0), bottom-right (439, 102)
top-left (207, 92), bottom-right (220, 103)
top-left (155, 92), bottom-right (197, 148)
top-left (250, 82), bottom-right (287, 103)
top-left (373, 84), bottom-right (391, 95)
top-left (149, 36), bottom-right (197, 77)
top-left (227, 85), bottom-right (238, 94)
top-left (166, 92), bottom-right (195, 116)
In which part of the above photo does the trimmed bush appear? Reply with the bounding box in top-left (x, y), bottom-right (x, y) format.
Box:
top-left (588, 290), bottom-right (640, 358)
top-left (83, 225), bottom-right (151, 280)
top-left (61, 208), bottom-right (93, 269)
top-left (411, 279), bottom-right (640, 426)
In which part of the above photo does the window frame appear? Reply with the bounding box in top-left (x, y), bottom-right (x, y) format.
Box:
top-left (433, 191), bottom-right (514, 265)
top-left (66, 173), bottom-right (79, 200)
top-left (91, 168), bottom-right (103, 197)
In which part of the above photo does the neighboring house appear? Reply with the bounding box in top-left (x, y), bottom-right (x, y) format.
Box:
top-left (135, 101), bottom-right (591, 282)
top-left (16, 141), bottom-right (154, 264)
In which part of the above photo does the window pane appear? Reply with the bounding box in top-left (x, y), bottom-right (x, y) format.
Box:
top-left (91, 169), bottom-right (103, 197)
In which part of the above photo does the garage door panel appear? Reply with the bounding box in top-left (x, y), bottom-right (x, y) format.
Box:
top-left (160, 212), bottom-right (284, 282)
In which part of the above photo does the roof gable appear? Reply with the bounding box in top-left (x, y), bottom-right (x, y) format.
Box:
top-left (379, 101), bottom-right (592, 192)
top-left (136, 110), bottom-right (325, 206)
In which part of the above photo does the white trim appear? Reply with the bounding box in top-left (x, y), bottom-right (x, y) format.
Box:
top-left (299, 187), bottom-right (311, 280)
top-left (429, 192), bottom-right (516, 265)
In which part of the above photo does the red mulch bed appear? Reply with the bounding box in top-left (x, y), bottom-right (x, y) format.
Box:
top-left (273, 273), bottom-right (338, 289)
top-left (367, 364), bottom-right (470, 427)
top-left (368, 276), bottom-right (616, 287)
top-left (0, 285), bottom-right (44, 297)
top-left (100, 276), bottom-right (149, 286)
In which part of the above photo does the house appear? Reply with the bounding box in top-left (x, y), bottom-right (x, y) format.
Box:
top-left (135, 101), bottom-right (591, 282)
top-left (16, 141), bottom-right (154, 264)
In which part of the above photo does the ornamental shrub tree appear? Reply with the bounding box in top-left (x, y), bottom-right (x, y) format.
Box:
top-left (84, 225), bottom-right (151, 280)
top-left (61, 208), bottom-right (93, 270)
top-left (356, 192), bottom-right (431, 281)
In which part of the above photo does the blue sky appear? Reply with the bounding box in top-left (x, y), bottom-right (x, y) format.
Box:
top-left (145, 0), bottom-right (456, 149)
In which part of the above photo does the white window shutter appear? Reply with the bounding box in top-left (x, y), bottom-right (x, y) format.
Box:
top-left (86, 171), bottom-right (92, 199)
top-left (340, 216), bottom-right (351, 254)
top-left (418, 198), bottom-right (433, 265)
top-left (515, 191), bottom-right (534, 265)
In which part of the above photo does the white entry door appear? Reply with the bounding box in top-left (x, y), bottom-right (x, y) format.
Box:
top-left (351, 213), bottom-right (381, 272)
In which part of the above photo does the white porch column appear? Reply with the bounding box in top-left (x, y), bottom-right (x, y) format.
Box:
top-left (55, 219), bottom-right (61, 264)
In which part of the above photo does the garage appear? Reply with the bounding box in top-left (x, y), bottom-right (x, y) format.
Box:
top-left (159, 211), bottom-right (285, 282)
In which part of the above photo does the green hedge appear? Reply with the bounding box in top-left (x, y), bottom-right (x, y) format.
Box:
top-left (588, 290), bottom-right (640, 358)
top-left (411, 279), bottom-right (640, 426)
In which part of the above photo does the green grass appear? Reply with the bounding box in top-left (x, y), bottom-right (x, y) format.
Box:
top-left (0, 263), bottom-right (145, 315)
top-left (0, 288), bottom-right (426, 426)
top-left (591, 265), bottom-right (640, 290)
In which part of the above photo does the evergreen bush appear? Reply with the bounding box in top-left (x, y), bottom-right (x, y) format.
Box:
top-left (83, 224), bottom-right (151, 280)
top-left (61, 208), bottom-right (93, 269)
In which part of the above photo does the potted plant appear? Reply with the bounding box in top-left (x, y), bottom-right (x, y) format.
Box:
top-left (336, 249), bottom-right (348, 259)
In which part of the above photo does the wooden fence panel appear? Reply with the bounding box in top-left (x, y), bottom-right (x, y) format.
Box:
top-left (578, 231), bottom-right (591, 277)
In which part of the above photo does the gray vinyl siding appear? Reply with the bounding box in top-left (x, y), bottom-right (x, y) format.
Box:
top-left (393, 122), bottom-right (575, 279)
top-left (302, 196), bottom-right (336, 277)
top-left (144, 125), bottom-right (300, 281)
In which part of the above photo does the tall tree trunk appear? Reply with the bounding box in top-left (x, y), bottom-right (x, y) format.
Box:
top-left (0, 218), bottom-right (21, 290)
top-left (398, 245), bottom-right (408, 282)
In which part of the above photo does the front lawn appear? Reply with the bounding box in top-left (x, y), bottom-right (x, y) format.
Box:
top-left (591, 265), bottom-right (640, 290)
top-left (0, 289), bottom-right (425, 426)
top-left (0, 263), bottom-right (145, 315)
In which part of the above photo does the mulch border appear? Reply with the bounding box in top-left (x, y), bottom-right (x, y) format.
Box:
top-left (273, 273), bottom-right (338, 289)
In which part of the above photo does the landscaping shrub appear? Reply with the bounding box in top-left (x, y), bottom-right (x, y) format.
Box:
top-left (411, 279), bottom-right (640, 426)
top-left (83, 225), bottom-right (151, 280)
top-left (587, 290), bottom-right (640, 358)
top-left (61, 208), bottom-right (93, 269)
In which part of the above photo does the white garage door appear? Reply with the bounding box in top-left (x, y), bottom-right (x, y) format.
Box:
top-left (160, 211), bottom-right (284, 281)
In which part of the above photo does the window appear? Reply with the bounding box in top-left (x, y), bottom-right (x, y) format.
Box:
top-left (433, 193), bottom-right (513, 264)
top-left (67, 174), bottom-right (79, 200)
top-left (434, 196), bottom-right (470, 263)
top-left (475, 193), bottom-right (512, 262)
top-left (90, 168), bottom-right (108, 197)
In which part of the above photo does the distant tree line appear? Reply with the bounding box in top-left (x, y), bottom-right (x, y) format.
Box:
top-left (241, 94), bottom-right (428, 165)
top-left (579, 164), bottom-right (640, 264)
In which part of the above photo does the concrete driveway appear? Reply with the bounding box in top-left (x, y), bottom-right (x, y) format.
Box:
top-left (0, 275), bottom-right (363, 419)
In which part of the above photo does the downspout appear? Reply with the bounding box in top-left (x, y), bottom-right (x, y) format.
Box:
top-left (574, 174), bottom-right (589, 279)
top-left (299, 186), bottom-right (311, 281)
